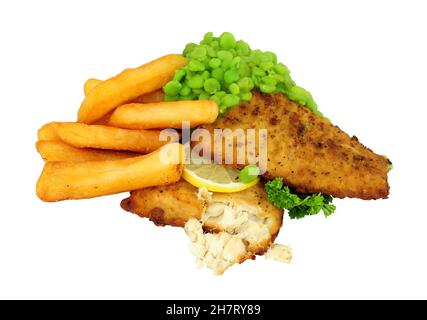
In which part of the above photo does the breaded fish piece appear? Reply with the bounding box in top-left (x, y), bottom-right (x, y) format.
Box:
top-left (121, 180), bottom-right (285, 274)
top-left (198, 91), bottom-right (390, 199)
top-left (121, 180), bottom-right (283, 253)
top-left (121, 181), bottom-right (283, 240)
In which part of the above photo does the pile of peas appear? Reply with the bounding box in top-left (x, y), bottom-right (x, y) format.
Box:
top-left (163, 32), bottom-right (321, 116)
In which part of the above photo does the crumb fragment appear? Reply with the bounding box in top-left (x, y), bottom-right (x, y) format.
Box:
top-left (265, 244), bottom-right (292, 263)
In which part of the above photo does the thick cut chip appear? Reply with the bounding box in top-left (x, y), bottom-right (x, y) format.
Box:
top-left (36, 143), bottom-right (184, 202)
top-left (36, 140), bottom-right (138, 162)
top-left (78, 54), bottom-right (187, 123)
top-left (109, 100), bottom-right (218, 129)
top-left (37, 122), bottom-right (169, 153)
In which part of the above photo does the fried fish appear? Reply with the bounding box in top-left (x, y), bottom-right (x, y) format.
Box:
top-left (198, 91), bottom-right (390, 200)
top-left (121, 180), bottom-right (285, 274)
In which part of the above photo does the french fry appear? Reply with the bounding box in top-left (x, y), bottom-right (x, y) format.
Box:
top-left (92, 90), bottom-right (165, 125)
top-left (36, 140), bottom-right (138, 162)
top-left (38, 122), bottom-right (170, 153)
top-left (84, 79), bottom-right (164, 103)
top-left (108, 100), bottom-right (219, 129)
top-left (36, 143), bottom-right (184, 202)
top-left (38, 122), bottom-right (60, 141)
top-left (83, 78), bottom-right (101, 95)
top-left (78, 54), bottom-right (187, 124)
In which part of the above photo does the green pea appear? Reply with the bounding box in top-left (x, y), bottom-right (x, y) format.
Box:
top-left (192, 88), bottom-right (203, 95)
top-left (187, 75), bottom-right (204, 89)
top-left (231, 56), bottom-right (241, 68)
top-left (206, 46), bottom-right (217, 58)
top-left (252, 49), bottom-right (262, 57)
top-left (236, 40), bottom-right (250, 56)
top-left (237, 77), bottom-right (254, 92)
top-left (251, 66), bottom-right (265, 77)
top-left (276, 82), bottom-right (286, 93)
top-left (306, 98), bottom-right (318, 111)
top-left (210, 40), bottom-right (219, 49)
top-left (274, 63), bottom-right (289, 75)
top-left (221, 59), bottom-right (233, 69)
top-left (163, 80), bottom-right (182, 96)
top-left (211, 68), bottom-right (224, 81)
top-left (199, 92), bottom-right (210, 100)
top-left (247, 55), bottom-right (260, 65)
top-left (173, 69), bottom-right (186, 82)
top-left (204, 78), bottom-right (221, 94)
top-left (223, 94), bottom-right (240, 107)
top-left (203, 32), bottom-right (214, 44)
top-left (287, 86), bottom-right (310, 104)
top-left (217, 50), bottom-right (233, 61)
top-left (186, 92), bottom-right (197, 100)
top-left (190, 47), bottom-right (207, 59)
top-left (283, 74), bottom-right (296, 89)
top-left (260, 61), bottom-right (274, 71)
top-left (188, 60), bottom-right (205, 72)
top-left (273, 74), bottom-right (286, 83)
top-left (265, 51), bottom-right (277, 64)
top-left (224, 69), bottom-right (240, 83)
top-left (202, 70), bottom-right (210, 80)
top-left (240, 91), bottom-right (252, 101)
top-left (209, 58), bottom-right (221, 69)
top-left (260, 83), bottom-right (276, 93)
top-left (262, 76), bottom-right (277, 86)
top-left (178, 95), bottom-right (193, 101)
top-left (179, 84), bottom-right (191, 96)
top-left (215, 91), bottom-right (226, 97)
top-left (239, 164), bottom-right (260, 183)
top-left (219, 32), bottom-right (236, 49)
top-left (183, 43), bottom-right (197, 56)
top-left (256, 52), bottom-right (271, 63)
top-left (239, 61), bottom-right (251, 77)
top-left (210, 95), bottom-right (221, 106)
top-left (229, 83), bottom-right (240, 95)
top-left (251, 75), bottom-right (260, 87)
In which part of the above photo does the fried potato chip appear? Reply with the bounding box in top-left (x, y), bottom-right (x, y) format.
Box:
top-left (108, 100), bottom-right (218, 129)
top-left (78, 54), bottom-right (187, 124)
top-left (37, 122), bottom-right (170, 153)
top-left (38, 122), bottom-right (60, 141)
top-left (84, 79), bottom-right (164, 104)
top-left (36, 143), bottom-right (184, 202)
top-left (83, 78), bottom-right (101, 95)
top-left (36, 140), bottom-right (138, 162)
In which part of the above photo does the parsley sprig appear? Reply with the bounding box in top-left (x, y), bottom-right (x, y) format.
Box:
top-left (265, 178), bottom-right (336, 219)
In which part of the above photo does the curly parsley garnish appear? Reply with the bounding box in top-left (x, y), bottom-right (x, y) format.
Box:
top-left (265, 178), bottom-right (336, 219)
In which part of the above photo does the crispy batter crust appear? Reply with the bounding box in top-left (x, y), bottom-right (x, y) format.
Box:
top-left (199, 91), bottom-right (390, 199)
top-left (121, 180), bottom-right (205, 227)
top-left (121, 180), bottom-right (283, 246)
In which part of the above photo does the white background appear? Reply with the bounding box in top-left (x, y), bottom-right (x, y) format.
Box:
top-left (0, 0), bottom-right (426, 300)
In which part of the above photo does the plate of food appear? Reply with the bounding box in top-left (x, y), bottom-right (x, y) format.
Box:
top-left (36, 32), bottom-right (391, 275)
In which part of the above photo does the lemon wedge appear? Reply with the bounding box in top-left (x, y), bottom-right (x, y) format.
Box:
top-left (183, 162), bottom-right (260, 193)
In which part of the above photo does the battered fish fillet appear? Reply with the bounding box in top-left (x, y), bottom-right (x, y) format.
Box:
top-left (121, 180), bottom-right (286, 274)
top-left (198, 91), bottom-right (390, 199)
top-left (121, 180), bottom-right (283, 254)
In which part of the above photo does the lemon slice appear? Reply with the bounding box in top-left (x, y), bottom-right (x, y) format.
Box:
top-left (183, 162), bottom-right (260, 193)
